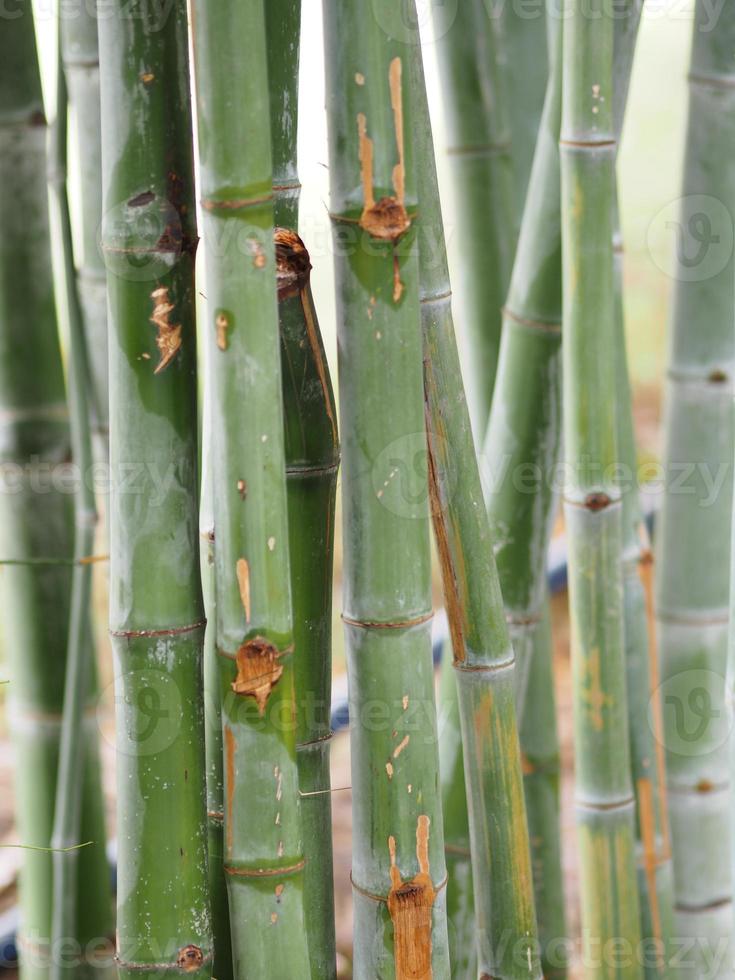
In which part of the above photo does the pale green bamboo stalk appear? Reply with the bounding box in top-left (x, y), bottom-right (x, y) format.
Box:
top-left (500, 1), bottom-right (548, 214)
top-left (48, 25), bottom-right (112, 979)
top-left (560, 0), bottom-right (641, 973)
top-left (191, 1), bottom-right (311, 974)
top-left (481, 7), bottom-right (566, 971)
top-left (432, 0), bottom-right (516, 435)
top-left (322, 2), bottom-right (450, 974)
top-left (657, 2), bottom-right (735, 971)
top-left (60, 0), bottom-right (107, 460)
top-left (0, 12), bottom-right (111, 978)
top-left (409, 36), bottom-right (541, 980)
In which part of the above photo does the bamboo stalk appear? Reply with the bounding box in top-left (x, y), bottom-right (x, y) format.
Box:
top-left (199, 385), bottom-right (231, 978)
top-left (322, 3), bottom-right (450, 974)
top-left (480, 7), bottom-right (566, 971)
top-left (98, 3), bottom-right (212, 976)
top-left (410, 39), bottom-right (541, 979)
top-left (560, 0), bottom-right (641, 971)
top-left (277, 229), bottom-right (339, 980)
top-left (657, 0), bottom-right (735, 967)
top-left (500, 1), bottom-right (548, 214)
top-left (264, 17), bottom-right (340, 970)
top-left (436, 654), bottom-right (476, 980)
top-left (190, 1), bottom-right (311, 974)
top-left (432, 0), bottom-right (516, 435)
top-left (0, 13), bottom-right (111, 978)
top-left (48, 24), bottom-right (112, 979)
top-left (59, 0), bottom-right (108, 460)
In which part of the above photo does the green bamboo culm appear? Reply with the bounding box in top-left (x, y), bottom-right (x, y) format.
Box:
top-left (607, 4), bottom-right (676, 969)
top-left (656, 2), bottom-right (735, 969)
top-left (0, 12), bottom-right (111, 978)
top-left (410, 39), bottom-right (541, 980)
top-left (431, 0), bottom-right (516, 436)
top-left (499, 0), bottom-right (548, 214)
top-left (276, 230), bottom-right (340, 980)
top-left (613, 226), bottom-right (675, 975)
top-left (480, 7), bottom-right (566, 971)
top-left (264, 19), bottom-right (340, 971)
top-left (199, 390), bottom-right (231, 978)
top-left (561, 1), bottom-right (642, 974)
top-left (322, 2), bottom-right (450, 975)
top-left (60, 0), bottom-right (108, 461)
top-left (99, 3), bottom-right (212, 976)
top-left (48, 20), bottom-right (112, 979)
top-left (191, 0), bottom-right (311, 975)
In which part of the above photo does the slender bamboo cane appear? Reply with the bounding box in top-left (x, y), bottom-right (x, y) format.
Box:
top-left (190, 1), bottom-right (311, 974)
top-left (48, 27), bottom-right (112, 979)
top-left (410, 39), bottom-right (541, 979)
top-left (613, 217), bottom-right (675, 974)
top-left (436, 654), bottom-right (476, 979)
top-left (0, 13), bottom-right (110, 978)
top-left (264, 15), bottom-right (340, 970)
top-left (499, 1), bottom-right (548, 215)
top-left (322, 3), bottom-right (450, 974)
top-left (98, 4), bottom-right (212, 976)
top-left (606, 4), bottom-right (677, 969)
top-left (432, 0), bottom-right (516, 435)
top-left (199, 388), bottom-right (231, 979)
top-left (60, 0), bottom-right (108, 460)
top-left (265, 0), bottom-right (302, 231)
top-left (276, 229), bottom-right (339, 980)
top-left (480, 8), bottom-right (566, 971)
top-left (560, 0), bottom-right (642, 972)
top-left (656, 4), bottom-right (735, 968)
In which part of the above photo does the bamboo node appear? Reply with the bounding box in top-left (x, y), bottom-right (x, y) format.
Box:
top-left (583, 491), bottom-right (612, 512)
top-left (231, 636), bottom-right (285, 715)
top-left (360, 196), bottom-right (411, 241)
top-left (176, 946), bottom-right (204, 973)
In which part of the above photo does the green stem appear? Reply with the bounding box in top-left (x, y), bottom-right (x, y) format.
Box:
top-left (277, 230), bottom-right (340, 980)
top-left (99, 3), bottom-right (211, 976)
top-left (560, 0), bottom-right (641, 972)
top-left (411, 39), bottom-right (541, 980)
top-left (658, 2), bottom-right (735, 970)
top-left (59, 0), bottom-right (108, 461)
top-left (322, 2), bottom-right (450, 974)
top-left (481, 8), bottom-right (566, 971)
top-left (0, 13), bottom-right (110, 978)
top-left (190, 0), bottom-right (311, 974)
top-left (432, 0), bottom-right (516, 435)
top-left (49, 22), bottom-right (111, 980)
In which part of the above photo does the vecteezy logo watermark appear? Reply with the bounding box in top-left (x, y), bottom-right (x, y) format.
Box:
top-left (647, 195), bottom-right (734, 283)
top-left (652, 668), bottom-right (732, 759)
top-left (370, 0), bottom-right (459, 45)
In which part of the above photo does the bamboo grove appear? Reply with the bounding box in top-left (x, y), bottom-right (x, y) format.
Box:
top-left (0, 0), bottom-right (734, 978)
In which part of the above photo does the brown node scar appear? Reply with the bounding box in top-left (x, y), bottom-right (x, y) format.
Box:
top-left (584, 491), bottom-right (611, 512)
top-left (356, 58), bottom-right (411, 245)
top-left (274, 228), bottom-right (312, 300)
top-left (150, 286), bottom-right (181, 374)
top-left (387, 815), bottom-right (436, 979)
top-left (176, 945), bottom-right (204, 973)
top-left (231, 636), bottom-right (284, 716)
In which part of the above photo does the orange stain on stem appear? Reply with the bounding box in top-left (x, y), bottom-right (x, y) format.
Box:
top-left (387, 815), bottom-right (436, 979)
